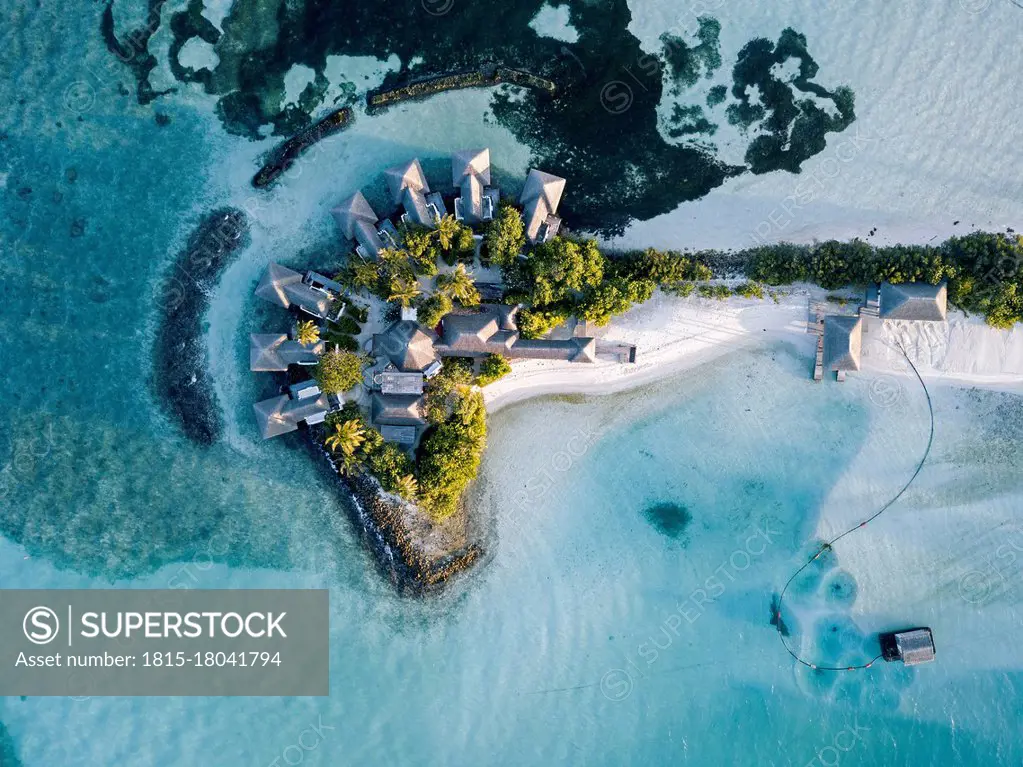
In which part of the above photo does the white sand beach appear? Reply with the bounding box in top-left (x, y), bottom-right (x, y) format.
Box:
top-left (485, 287), bottom-right (1023, 413)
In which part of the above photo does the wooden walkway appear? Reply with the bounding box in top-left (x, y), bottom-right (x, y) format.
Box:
top-left (808, 306), bottom-right (825, 382)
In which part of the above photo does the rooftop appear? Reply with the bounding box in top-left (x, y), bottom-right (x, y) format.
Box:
top-left (879, 281), bottom-right (948, 322)
top-left (519, 169), bottom-right (566, 244)
top-left (371, 392), bottom-right (427, 427)
top-left (372, 320), bottom-right (440, 373)
top-left (822, 316), bottom-right (862, 373)
top-left (249, 334), bottom-right (323, 372)
top-left (254, 263), bottom-right (336, 319)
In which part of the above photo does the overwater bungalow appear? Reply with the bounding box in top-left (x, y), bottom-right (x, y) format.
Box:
top-left (255, 262), bottom-right (345, 321)
top-left (880, 627), bottom-right (936, 666)
top-left (435, 305), bottom-right (597, 363)
top-left (253, 380), bottom-right (341, 440)
top-left (371, 320), bottom-right (442, 374)
top-left (519, 168), bottom-right (566, 244)
top-left (878, 281), bottom-right (948, 322)
top-left (384, 159), bottom-right (445, 228)
top-left (821, 315), bottom-right (862, 381)
top-left (331, 191), bottom-right (398, 259)
top-left (249, 333), bottom-right (324, 372)
top-left (452, 148), bottom-right (499, 224)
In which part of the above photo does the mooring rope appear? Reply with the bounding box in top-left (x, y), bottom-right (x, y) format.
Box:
top-left (774, 340), bottom-right (936, 672)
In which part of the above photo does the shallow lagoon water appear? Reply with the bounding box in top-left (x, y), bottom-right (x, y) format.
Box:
top-left (2, 0), bottom-right (1023, 764)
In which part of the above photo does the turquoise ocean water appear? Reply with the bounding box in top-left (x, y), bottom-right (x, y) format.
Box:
top-left (2, 2), bottom-right (1023, 765)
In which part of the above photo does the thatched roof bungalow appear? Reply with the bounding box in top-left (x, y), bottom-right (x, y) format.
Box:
top-left (452, 148), bottom-right (499, 224)
top-left (331, 191), bottom-right (387, 259)
top-left (879, 281), bottom-right (948, 322)
top-left (371, 320), bottom-right (440, 373)
top-left (519, 169), bottom-right (565, 244)
top-left (822, 316), bottom-right (862, 374)
top-left (249, 334), bottom-right (323, 372)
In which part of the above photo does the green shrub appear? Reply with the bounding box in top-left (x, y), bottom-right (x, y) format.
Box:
top-left (733, 281), bottom-right (765, 299)
top-left (416, 388), bottom-right (487, 521)
top-left (524, 237), bottom-right (606, 307)
top-left (662, 281), bottom-right (696, 297)
top-left (476, 354), bottom-right (512, 386)
top-left (483, 201), bottom-right (526, 267)
top-left (313, 349), bottom-right (365, 394)
top-left (697, 284), bottom-right (731, 300)
top-left (517, 306), bottom-right (570, 339)
top-left (576, 277), bottom-right (655, 326)
top-left (328, 333), bottom-right (360, 352)
top-left (424, 358), bottom-right (474, 424)
top-left (416, 292), bottom-right (453, 328)
top-left (345, 303), bottom-right (369, 324)
top-left (331, 315), bottom-right (361, 335)
top-left (368, 443), bottom-right (416, 495)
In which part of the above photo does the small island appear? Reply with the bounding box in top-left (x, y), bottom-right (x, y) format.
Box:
top-left (247, 147), bottom-right (1023, 593)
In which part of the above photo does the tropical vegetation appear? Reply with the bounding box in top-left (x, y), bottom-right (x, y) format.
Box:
top-left (313, 349), bottom-right (365, 394)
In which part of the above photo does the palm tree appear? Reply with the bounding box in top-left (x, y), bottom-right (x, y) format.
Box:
top-left (295, 320), bottom-right (320, 346)
top-left (395, 473), bottom-right (418, 500)
top-left (437, 263), bottom-right (480, 306)
top-left (387, 276), bottom-right (421, 307)
top-left (324, 419), bottom-right (366, 457)
top-left (435, 215), bottom-right (461, 251)
top-left (347, 260), bottom-right (380, 292)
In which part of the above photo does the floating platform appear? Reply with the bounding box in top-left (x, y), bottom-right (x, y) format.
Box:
top-left (880, 627), bottom-right (936, 666)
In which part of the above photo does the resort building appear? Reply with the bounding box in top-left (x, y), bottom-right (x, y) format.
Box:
top-left (249, 333), bottom-right (324, 372)
top-left (375, 367), bottom-right (426, 396)
top-left (384, 159), bottom-right (445, 229)
top-left (878, 281), bottom-right (948, 322)
top-left (253, 380), bottom-right (341, 440)
top-left (452, 148), bottom-right (499, 224)
top-left (821, 316), bottom-right (862, 381)
top-left (371, 320), bottom-right (442, 374)
top-left (371, 392), bottom-right (427, 446)
top-left (519, 168), bottom-right (566, 244)
top-left (331, 191), bottom-right (399, 259)
top-left (435, 305), bottom-right (596, 363)
top-left (880, 627), bottom-right (936, 666)
top-left (255, 262), bottom-right (345, 321)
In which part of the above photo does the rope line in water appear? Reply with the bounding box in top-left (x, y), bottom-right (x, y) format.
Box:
top-left (774, 341), bottom-right (936, 672)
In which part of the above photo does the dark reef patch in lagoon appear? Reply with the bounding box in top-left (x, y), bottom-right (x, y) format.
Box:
top-left (154, 209), bottom-right (248, 445)
top-left (727, 28), bottom-right (856, 174)
top-left (0, 721), bottom-right (21, 767)
top-left (642, 502), bottom-right (692, 539)
top-left (103, 1), bottom-right (855, 235)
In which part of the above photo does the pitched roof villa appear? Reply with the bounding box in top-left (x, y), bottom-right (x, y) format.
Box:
top-left (253, 381), bottom-right (340, 440)
top-left (519, 168), bottom-right (566, 244)
top-left (371, 320), bottom-right (441, 373)
top-left (452, 148), bottom-right (499, 225)
top-left (822, 316), bottom-right (863, 374)
top-left (255, 262), bottom-right (343, 321)
top-left (250, 333), bottom-right (324, 372)
top-left (879, 281), bottom-right (948, 322)
top-left (435, 305), bottom-right (597, 363)
top-left (371, 392), bottom-right (427, 428)
top-left (332, 191), bottom-right (396, 259)
top-left (384, 159), bottom-right (445, 229)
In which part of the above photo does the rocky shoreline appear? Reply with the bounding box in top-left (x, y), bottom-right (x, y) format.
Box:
top-left (154, 209), bottom-right (248, 445)
top-left (308, 431), bottom-right (486, 595)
